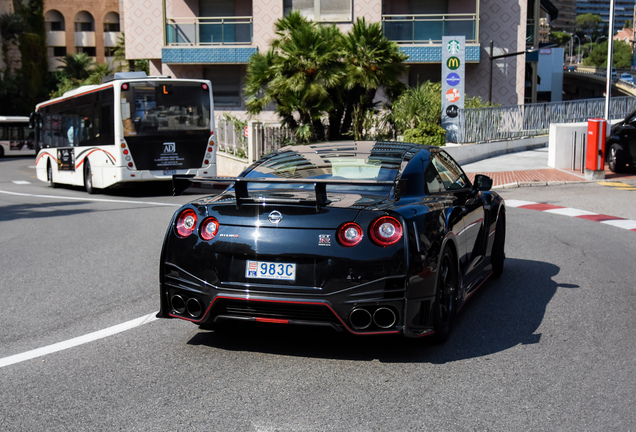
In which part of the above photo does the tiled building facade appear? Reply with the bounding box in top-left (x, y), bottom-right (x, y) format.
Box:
top-left (122, 0), bottom-right (533, 117)
top-left (44, 0), bottom-right (122, 71)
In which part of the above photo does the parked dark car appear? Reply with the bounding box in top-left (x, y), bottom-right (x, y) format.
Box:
top-left (606, 111), bottom-right (636, 172)
top-left (159, 141), bottom-right (506, 342)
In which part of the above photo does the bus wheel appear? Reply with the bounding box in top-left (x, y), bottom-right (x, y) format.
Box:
top-left (84, 160), bottom-right (95, 194)
top-left (47, 162), bottom-right (57, 188)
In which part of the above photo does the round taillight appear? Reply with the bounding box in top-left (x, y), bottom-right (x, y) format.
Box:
top-left (128, 162), bottom-right (133, 168)
top-left (202, 83), bottom-right (208, 90)
top-left (370, 216), bottom-right (403, 247)
top-left (200, 217), bottom-right (219, 241)
top-left (337, 222), bottom-right (363, 247)
top-left (176, 209), bottom-right (197, 238)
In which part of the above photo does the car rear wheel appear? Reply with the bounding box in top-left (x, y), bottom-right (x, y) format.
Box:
top-left (608, 143), bottom-right (627, 173)
top-left (432, 246), bottom-right (457, 343)
top-left (491, 213), bottom-right (506, 279)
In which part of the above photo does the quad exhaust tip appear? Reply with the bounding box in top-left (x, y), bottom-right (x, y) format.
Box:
top-left (349, 307), bottom-right (398, 331)
top-left (170, 294), bottom-right (203, 319)
top-left (373, 307), bottom-right (397, 329)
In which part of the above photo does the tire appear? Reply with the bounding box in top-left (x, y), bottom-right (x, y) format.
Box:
top-left (431, 246), bottom-right (458, 343)
top-left (491, 213), bottom-right (506, 279)
top-left (608, 143), bottom-right (627, 173)
top-left (84, 160), bottom-right (95, 194)
top-left (47, 162), bottom-right (57, 188)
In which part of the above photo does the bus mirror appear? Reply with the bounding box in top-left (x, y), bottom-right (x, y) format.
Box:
top-left (29, 112), bottom-right (42, 129)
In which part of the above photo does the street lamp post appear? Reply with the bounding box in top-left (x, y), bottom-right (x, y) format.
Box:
top-left (573, 35), bottom-right (581, 63)
top-left (605, 0), bottom-right (616, 121)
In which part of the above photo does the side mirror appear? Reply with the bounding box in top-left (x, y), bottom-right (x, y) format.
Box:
top-left (473, 174), bottom-right (493, 192)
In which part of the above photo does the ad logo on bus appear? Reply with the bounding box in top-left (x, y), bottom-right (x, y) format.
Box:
top-left (163, 142), bottom-right (176, 153)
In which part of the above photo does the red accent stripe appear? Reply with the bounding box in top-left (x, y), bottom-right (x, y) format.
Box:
top-left (520, 203), bottom-right (564, 211)
top-left (255, 317), bottom-right (289, 324)
top-left (36, 152), bottom-right (57, 164)
top-left (75, 148), bottom-right (117, 169)
top-left (577, 214), bottom-right (624, 222)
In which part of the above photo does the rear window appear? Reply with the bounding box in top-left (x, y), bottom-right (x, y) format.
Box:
top-left (244, 150), bottom-right (401, 194)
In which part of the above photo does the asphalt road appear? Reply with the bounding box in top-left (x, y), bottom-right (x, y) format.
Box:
top-left (1, 156), bottom-right (635, 431)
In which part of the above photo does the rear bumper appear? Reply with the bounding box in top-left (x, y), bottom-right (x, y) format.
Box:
top-left (159, 263), bottom-right (435, 337)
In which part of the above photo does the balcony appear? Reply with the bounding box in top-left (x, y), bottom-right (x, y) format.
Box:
top-left (163, 16), bottom-right (257, 65)
top-left (165, 16), bottom-right (253, 46)
top-left (382, 13), bottom-right (478, 44)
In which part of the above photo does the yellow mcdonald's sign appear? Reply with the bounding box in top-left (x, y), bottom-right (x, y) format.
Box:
top-left (447, 57), bottom-right (460, 70)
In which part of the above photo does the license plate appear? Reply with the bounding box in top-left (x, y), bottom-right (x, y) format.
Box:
top-left (163, 170), bottom-right (177, 175)
top-left (246, 260), bottom-right (296, 281)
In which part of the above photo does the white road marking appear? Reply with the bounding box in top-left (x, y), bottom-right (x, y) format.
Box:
top-left (11, 180), bottom-right (31, 185)
top-left (544, 208), bottom-right (598, 217)
top-left (503, 199), bottom-right (536, 208)
top-left (0, 312), bottom-right (158, 368)
top-left (0, 189), bottom-right (180, 207)
top-left (602, 219), bottom-right (636, 230)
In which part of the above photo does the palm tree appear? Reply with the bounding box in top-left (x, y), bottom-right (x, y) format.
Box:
top-left (84, 62), bottom-right (115, 85)
top-left (58, 52), bottom-right (94, 81)
top-left (338, 18), bottom-right (407, 140)
top-left (245, 12), bottom-right (342, 142)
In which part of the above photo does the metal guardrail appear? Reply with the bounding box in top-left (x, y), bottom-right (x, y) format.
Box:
top-left (217, 118), bottom-right (299, 161)
top-left (457, 96), bottom-right (636, 143)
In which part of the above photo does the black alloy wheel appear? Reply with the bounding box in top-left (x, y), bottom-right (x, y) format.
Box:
top-left (432, 246), bottom-right (458, 343)
top-left (608, 143), bottom-right (626, 173)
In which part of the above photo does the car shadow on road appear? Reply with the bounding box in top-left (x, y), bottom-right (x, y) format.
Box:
top-left (187, 258), bottom-right (577, 363)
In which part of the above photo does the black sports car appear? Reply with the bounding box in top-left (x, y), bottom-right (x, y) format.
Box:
top-left (159, 141), bottom-right (506, 341)
top-left (606, 111), bottom-right (636, 173)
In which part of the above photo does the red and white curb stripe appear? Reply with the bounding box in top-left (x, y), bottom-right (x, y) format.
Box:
top-left (505, 199), bottom-right (636, 232)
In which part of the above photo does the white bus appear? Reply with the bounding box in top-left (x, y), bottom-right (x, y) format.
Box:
top-left (0, 116), bottom-right (36, 157)
top-left (33, 72), bottom-right (216, 193)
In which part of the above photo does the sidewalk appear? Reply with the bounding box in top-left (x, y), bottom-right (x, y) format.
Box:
top-left (462, 147), bottom-right (636, 188)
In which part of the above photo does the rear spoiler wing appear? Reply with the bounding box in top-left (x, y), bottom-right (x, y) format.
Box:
top-left (173, 175), bottom-right (405, 208)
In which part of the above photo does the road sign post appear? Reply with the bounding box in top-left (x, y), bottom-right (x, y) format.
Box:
top-left (441, 36), bottom-right (465, 143)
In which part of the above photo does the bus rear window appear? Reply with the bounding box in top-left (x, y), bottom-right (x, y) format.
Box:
top-left (121, 82), bottom-right (211, 137)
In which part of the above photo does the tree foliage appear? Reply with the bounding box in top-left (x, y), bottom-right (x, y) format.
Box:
top-left (50, 53), bottom-right (116, 98)
top-left (0, 0), bottom-right (51, 115)
top-left (583, 40), bottom-right (633, 69)
top-left (244, 12), bottom-right (406, 142)
top-left (391, 81), bottom-right (446, 146)
top-left (576, 13), bottom-right (603, 36)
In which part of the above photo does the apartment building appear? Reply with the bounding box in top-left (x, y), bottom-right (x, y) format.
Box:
top-left (122, 0), bottom-right (546, 117)
top-left (43, 0), bottom-right (122, 71)
top-left (576, 0), bottom-right (635, 30)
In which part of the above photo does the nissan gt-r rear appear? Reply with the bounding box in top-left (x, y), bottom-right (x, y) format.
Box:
top-left (159, 141), bottom-right (505, 341)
